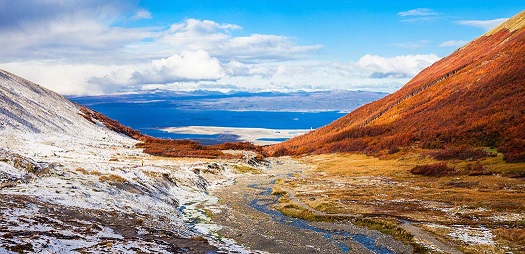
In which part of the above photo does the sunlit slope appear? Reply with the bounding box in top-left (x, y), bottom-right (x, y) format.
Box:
top-left (266, 10), bottom-right (525, 160)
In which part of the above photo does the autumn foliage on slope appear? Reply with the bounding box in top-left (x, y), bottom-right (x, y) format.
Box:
top-left (265, 11), bottom-right (525, 162)
top-left (79, 106), bottom-right (261, 158)
top-left (136, 138), bottom-right (261, 159)
top-left (79, 106), bottom-right (144, 140)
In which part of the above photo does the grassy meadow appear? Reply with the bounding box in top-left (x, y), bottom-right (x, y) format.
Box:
top-left (272, 151), bottom-right (525, 253)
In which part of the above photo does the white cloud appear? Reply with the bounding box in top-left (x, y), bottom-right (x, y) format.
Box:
top-left (158, 19), bottom-right (322, 62)
top-left (398, 8), bottom-right (437, 17)
top-left (227, 34), bottom-right (322, 61)
top-left (214, 54), bottom-right (441, 93)
top-left (456, 18), bottom-right (508, 31)
top-left (168, 18), bottom-right (242, 33)
top-left (357, 54), bottom-right (441, 78)
top-left (1, 52), bottom-right (441, 95)
top-left (89, 50), bottom-right (225, 89)
top-left (131, 10), bottom-right (152, 20)
top-left (439, 40), bottom-right (468, 47)
top-left (0, 0), bottom-right (130, 29)
top-left (390, 40), bottom-right (430, 49)
top-left (224, 61), bottom-right (272, 78)
top-left (0, 61), bottom-right (120, 95)
top-left (132, 50), bottom-right (225, 84)
top-left (398, 8), bottom-right (439, 22)
top-left (95, 53), bottom-right (441, 94)
top-left (0, 15), bottom-right (323, 94)
top-left (0, 0), bottom-right (153, 62)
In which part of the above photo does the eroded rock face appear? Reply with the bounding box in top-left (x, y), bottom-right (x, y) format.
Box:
top-left (0, 148), bottom-right (54, 189)
top-left (0, 148), bottom-right (54, 175)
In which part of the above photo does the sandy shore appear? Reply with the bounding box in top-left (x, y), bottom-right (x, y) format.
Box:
top-left (161, 126), bottom-right (312, 145)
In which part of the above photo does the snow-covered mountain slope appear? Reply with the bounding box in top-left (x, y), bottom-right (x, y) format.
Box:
top-left (0, 69), bottom-right (254, 253)
top-left (0, 69), bottom-right (135, 150)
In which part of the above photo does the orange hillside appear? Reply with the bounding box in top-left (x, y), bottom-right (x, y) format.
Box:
top-left (265, 10), bottom-right (525, 162)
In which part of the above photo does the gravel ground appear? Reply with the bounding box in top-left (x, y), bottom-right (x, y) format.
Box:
top-left (211, 157), bottom-right (412, 254)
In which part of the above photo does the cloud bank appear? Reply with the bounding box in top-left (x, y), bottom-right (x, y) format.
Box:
top-left (0, 1), bottom-right (441, 95)
top-left (456, 18), bottom-right (509, 31)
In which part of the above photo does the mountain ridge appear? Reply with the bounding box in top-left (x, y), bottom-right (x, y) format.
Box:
top-left (486, 10), bottom-right (525, 35)
top-left (265, 10), bottom-right (525, 161)
top-left (69, 89), bottom-right (388, 113)
top-left (0, 68), bottom-right (135, 141)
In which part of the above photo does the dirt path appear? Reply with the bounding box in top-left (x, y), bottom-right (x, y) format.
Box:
top-left (211, 157), bottom-right (412, 254)
top-left (399, 223), bottom-right (463, 254)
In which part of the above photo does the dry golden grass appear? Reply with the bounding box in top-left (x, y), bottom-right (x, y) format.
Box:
top-left (270, 186), bottom-right (287, 195)
top-left (75, 167), bottom-right (88, 175)
top-left (295, 153), bottom-right (525, 220)
top-left (233, 165), bottom-right (261, 174)
top-left (494, 227), bottom-right (525, 253)
top-left (273, 199), bottom-right (339, 222)
top-left (99, 174), bottom-right (127, 183)
top-left (487, 10), bottom-right (525, 35)
top-left (149, 155), bottom-right (216, 163)
top-left (89, 170), bottom-right (103, 176)
top-left (273, 152), bottom-right (525, 252)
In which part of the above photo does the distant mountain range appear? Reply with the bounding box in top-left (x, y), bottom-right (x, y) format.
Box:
top-left (266, 10), bottom-right (525, 162)
top-left (69, 90), bottom-right (388, 112)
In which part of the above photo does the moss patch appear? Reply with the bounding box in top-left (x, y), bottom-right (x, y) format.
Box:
top-left (234, 165), bottom-right (261, 174)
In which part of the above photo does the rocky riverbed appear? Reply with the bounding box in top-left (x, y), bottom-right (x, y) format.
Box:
top-left (211, 157), bottom-right (412, 254)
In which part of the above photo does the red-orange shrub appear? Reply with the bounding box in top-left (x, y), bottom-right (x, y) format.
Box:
top-left (427, 146), bottom-right (496, 161)
top-left (410, 163), bottom-right (457, 177)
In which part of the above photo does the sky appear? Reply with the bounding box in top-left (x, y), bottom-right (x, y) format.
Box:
top-left (0, 1), bottom-right (523, 95)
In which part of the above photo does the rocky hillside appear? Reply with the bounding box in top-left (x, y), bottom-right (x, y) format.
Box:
top-left (266, 10), bottom-right (525, 161)
top-left (0, 69), bottom-right (138, 148)
top-left (0, 69), bottom-right (254, 252)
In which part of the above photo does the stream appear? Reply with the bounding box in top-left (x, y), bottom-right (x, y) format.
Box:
top-left (247, 182), bottom-right (395, 254)
top-left (207, 158), bottom-right (413, 254)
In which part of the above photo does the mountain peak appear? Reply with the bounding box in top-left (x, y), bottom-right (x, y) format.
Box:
top-left (486, 10), bottom-right (525, 35)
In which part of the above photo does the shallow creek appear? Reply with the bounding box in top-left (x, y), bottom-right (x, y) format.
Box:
top-left (247, 182), bottom-right (395, 253)
top-left (211, 158), bottom-right (411, 254)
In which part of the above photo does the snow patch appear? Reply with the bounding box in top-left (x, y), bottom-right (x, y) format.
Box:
top-left (447, 225), bottom-right (494, 246)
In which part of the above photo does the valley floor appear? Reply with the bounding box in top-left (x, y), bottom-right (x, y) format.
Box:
top-left (2, 131), bottom-right (523, 253)
top-left (211, 157), bottom-right (411, 254)
top-left (265, 154), bottom-right (525, 254)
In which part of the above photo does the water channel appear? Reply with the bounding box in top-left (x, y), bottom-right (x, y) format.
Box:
top-left (247, 182), bottom-right (395, 254)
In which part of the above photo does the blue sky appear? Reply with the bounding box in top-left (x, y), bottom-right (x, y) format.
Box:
top-left (136, 0), bottom-right (521, 58)
top-left (0, 0), bottom-right (523, 95)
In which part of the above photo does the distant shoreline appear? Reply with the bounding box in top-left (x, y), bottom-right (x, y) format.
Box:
top-left (161, 126), bottom-right (313, 145)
